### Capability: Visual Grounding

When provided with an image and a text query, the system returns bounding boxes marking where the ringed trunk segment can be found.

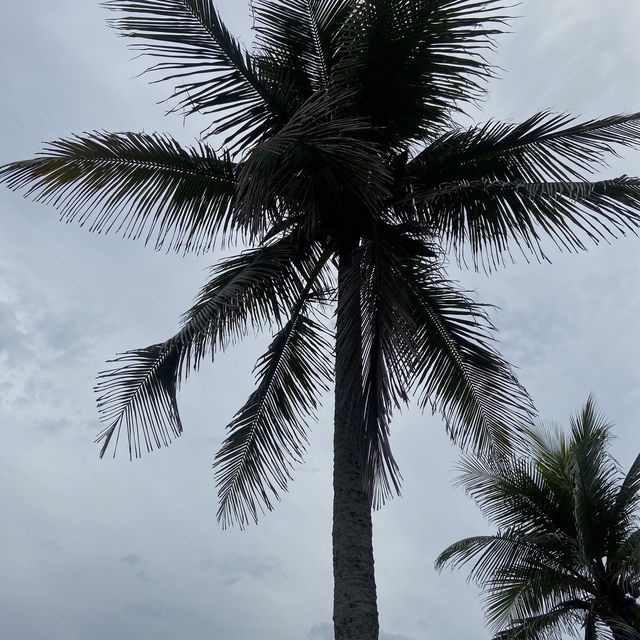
[332,247,379,640]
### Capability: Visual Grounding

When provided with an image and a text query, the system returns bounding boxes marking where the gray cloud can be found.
[121,553,142,566]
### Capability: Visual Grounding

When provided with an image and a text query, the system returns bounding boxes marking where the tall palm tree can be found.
[436,398,640,640]
[2,1,640,638]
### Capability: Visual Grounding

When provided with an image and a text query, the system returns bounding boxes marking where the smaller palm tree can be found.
[436,398,640,640]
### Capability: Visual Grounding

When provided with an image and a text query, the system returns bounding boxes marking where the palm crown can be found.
[2,2,640,638]
[437,398,640,640]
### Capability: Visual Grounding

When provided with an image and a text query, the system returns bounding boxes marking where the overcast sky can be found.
[1,2,640,639]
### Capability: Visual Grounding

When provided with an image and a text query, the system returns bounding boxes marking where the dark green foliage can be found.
[437,399,640,640]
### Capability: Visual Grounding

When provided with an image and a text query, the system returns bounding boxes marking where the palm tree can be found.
[436,398,640,640]
[2,1,640,638]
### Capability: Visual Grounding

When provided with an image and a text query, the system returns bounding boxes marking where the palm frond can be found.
[95,236,323,458]
[605,611,640,640]
[412,112,640,183]
[437,531,582,587]
[617,530,640,581]
[435,533,564,587]
[357,235,418,506]
[436,534,498,574]
[436,530,590,633]
[96,343,182,458]
[213,247,333,528]
[214,307,332,529]
[493,605,585,640]
[415,176,640,269]
[569,400,620,562]
[103,0,288,147]
[614,457,640,548]
[335,0,509,143]
[402,257,534,457]
[409,112,640,268]
[0,132,236,254]
[456,454,576,539]
[251,0,354,93]
[483,558,591,632]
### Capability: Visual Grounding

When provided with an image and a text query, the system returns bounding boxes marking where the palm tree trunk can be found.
[332,246,379,640]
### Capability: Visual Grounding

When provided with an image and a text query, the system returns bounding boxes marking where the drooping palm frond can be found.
[493,605,584,640]
[357,235,416,506]
[95,342,183,459]
[606,613,640,640]
[214,305,333,529]
[213,247,333,528]
[436,527,592,636]
[0,132,236,254]
[435,533,560,584]
[617,529,640,582]
[410,112,640,268]
[95,236,325,458]
[336,0,509,143]
[103,0,290,147]
[399,256,534,458]
[251,0,354,94]
[483,551,591,631]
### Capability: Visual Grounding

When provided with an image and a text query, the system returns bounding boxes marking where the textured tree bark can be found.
[332,247,379,640]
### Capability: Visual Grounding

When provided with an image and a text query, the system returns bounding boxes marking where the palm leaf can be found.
[213,247,333,528]
[493,605,585,640]
[436,531,584,589]
[214,308,332,529]
[422,177,640,268]
[95,343,183,458]
[613,456,640,549]
[617,529,640,580]
[251,0,354,94]
[356,235,418,506]
[605,613,640,640]
[0,132,236,254]
[95,236,323,458]
[103,0,289,147]
[436,531,590,632]
[401,257,534,457]
[335,0,509,143]
[412,112,640,183]
[410,112,640,267]
[456,454,576,540]
[569,400,620,563]
[483,556,591,632]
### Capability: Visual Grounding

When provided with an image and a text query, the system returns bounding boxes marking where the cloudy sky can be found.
[1,2,640,639]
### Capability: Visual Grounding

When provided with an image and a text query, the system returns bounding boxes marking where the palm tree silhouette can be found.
[3,2,640,637]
